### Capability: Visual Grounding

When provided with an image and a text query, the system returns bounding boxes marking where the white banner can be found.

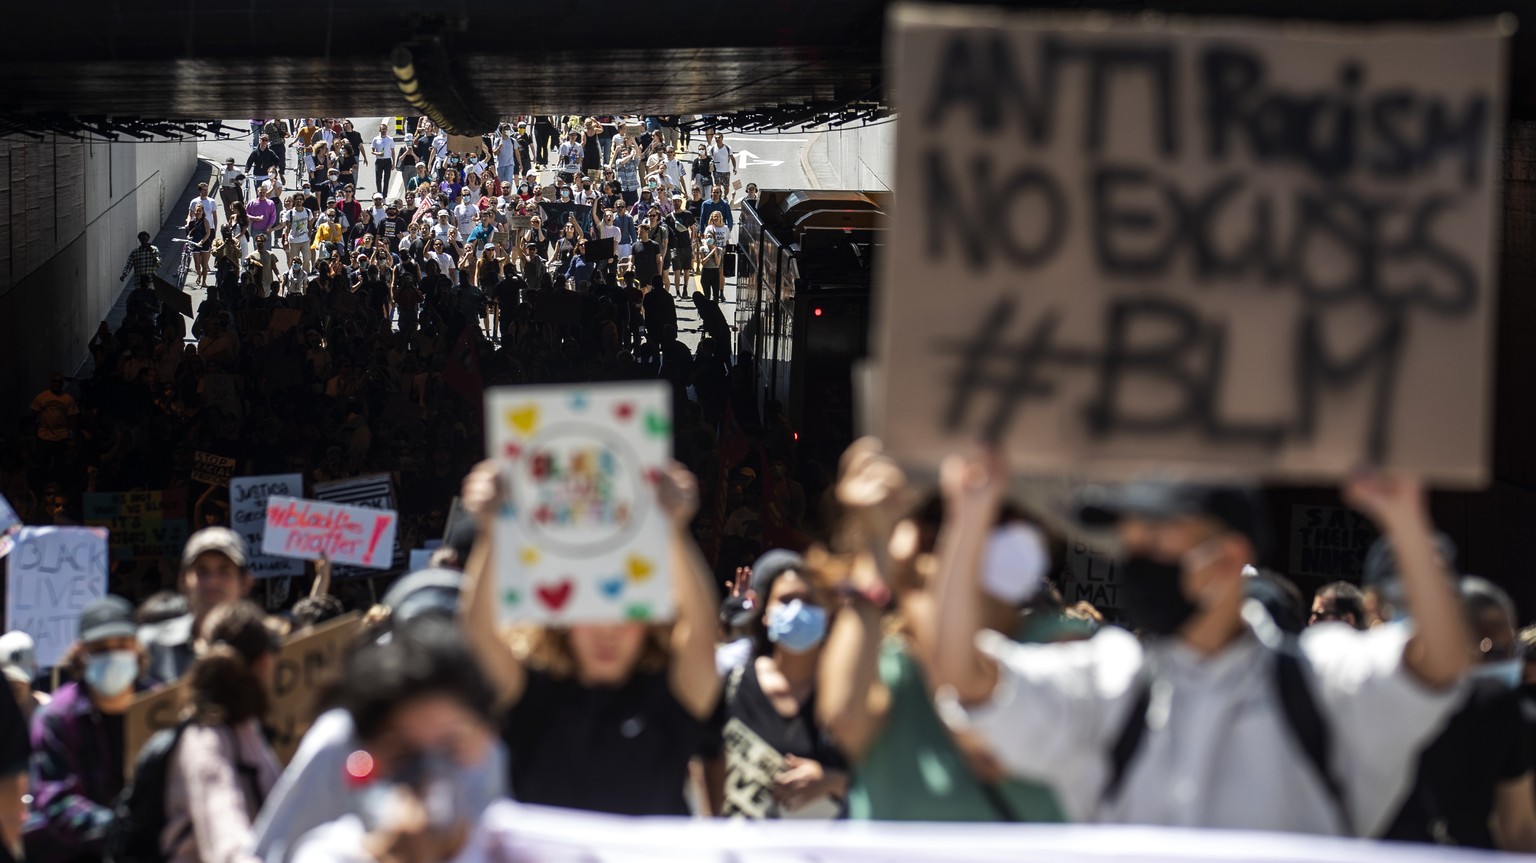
[474,801,1515,862]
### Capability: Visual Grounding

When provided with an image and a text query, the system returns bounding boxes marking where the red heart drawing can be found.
[614,403,634,421]
[536,580,574,612]
[503,442,523,460]
[642,467,661,486]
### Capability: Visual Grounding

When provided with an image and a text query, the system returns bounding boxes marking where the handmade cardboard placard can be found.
[191,451,236,487]
[878,7,1507,484]
[82,489,187,564]
[231,474,305,578]
[262,495,398,570]
[123,681,186,780]
[266,612,362,763]
[315,474,402,577]
[5,527,109,668]
[485,382,674,624]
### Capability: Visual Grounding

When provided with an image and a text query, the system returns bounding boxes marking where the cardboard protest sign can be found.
[192,451,236,487]
[721,718,840,820]
[485,382,673,623]
[153,275,193,317]
[879,8,1507,484]
[262,496,398,570]
[83,489,188,563]
[5,527,109,667]
[123,681,186,780]
[267,613,361,763]
[270,308,303,333]
[509,214,534,230]
[231,474,305,578]
[1288,504,1378,582]
[0,493,20,559]
[314,474,402,576]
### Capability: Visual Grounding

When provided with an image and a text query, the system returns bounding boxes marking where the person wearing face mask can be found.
[817,439,1068,825]
[288,616,500,863]
[1381,576,1536,850]
[930,453,1469,837]
[161,600,282,863]
[707,550,849,819]
[24,596,145,862]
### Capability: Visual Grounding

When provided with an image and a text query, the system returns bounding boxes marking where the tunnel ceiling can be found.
[7,0,1535,132]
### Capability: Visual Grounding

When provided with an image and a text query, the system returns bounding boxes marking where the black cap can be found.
[720,595,757,629]
[382,568,463,624]
[1076,481,1269,560]
[748,549,805,599]
[79,595,137,644]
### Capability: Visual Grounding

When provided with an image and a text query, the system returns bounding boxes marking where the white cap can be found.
[0,631,37,678]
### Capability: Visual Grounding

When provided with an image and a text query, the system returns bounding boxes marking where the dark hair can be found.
[188,600,273,725]
[1461,576,1518,630]
[291,594,345,630]
[329,616,496,742]
[135,590,190,625]
[1314,581,1367,629]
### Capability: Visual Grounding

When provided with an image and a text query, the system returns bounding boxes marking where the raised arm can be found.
[817,438,911,759]
[459,460,526,710]
[656,463,722,720]
[1343,473,1469,689]
[928,450,1007,705]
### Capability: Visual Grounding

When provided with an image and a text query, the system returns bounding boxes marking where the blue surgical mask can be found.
[84,650,139,698]
[766,599,827,654]
[1470,658,1523,688]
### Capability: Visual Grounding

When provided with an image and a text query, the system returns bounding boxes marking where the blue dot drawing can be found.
[599,577,625,599]
[500,502,518,519]
[569,392,590,412]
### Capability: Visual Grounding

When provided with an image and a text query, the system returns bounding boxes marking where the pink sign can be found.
[261,495,398,570]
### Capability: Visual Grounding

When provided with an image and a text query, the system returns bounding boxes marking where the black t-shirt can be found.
[1384,678,1533,848]
[101,711,126,791]
[491,274,525,308]
[666,211,696,247]
[724,661,847,770]
[583,137,601,171]
[503,669,710,815]
[632,239,661,283]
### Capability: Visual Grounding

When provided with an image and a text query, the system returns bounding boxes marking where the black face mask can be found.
[1121,555,1197,637]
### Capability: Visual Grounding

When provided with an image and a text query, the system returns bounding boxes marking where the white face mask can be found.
[84,650,139,698]
[1469,657,1523,688]
[981,523,1048,605]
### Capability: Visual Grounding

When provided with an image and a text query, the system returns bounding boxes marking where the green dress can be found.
[845,637,1066,822]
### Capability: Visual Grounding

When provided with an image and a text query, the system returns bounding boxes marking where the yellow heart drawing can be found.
[506,404,539,437]
[626,554,653,583]
[520,547,541,566]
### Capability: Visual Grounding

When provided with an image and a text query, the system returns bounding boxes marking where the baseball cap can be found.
[225,157,235,165]
[437,208,449,217]
[748,549,805,599]
[382,568,463,624]
[1075,481,1269,559]
[0,631,36,678]
[181,526,249,570]
[373,192,384,200]
[79,595,137,644]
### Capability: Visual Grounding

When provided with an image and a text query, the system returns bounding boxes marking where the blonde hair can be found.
[504,624,670,681]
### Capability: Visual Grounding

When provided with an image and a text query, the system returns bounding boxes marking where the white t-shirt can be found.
[191,195,219,230]
[943,620,1461,836]
[710,145,733,173]
[370,134,394,160]
[453,203,479,240]
[283,208,312,243]
[432,133,449,162]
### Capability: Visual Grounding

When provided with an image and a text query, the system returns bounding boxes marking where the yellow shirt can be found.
[311,221,343,249]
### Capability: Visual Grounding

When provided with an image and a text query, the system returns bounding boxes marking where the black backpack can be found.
[105,720,193,863]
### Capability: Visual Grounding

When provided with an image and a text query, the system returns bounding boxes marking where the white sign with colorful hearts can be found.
[485,382,673,624]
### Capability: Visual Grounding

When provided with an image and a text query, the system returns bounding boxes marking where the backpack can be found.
[105,720,193,863]
[1103,643,1354,834]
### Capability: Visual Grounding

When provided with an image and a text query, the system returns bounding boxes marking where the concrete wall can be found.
[0,136,197,422]
[807,120,895,192]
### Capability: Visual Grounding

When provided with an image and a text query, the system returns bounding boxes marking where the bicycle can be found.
[172,237,200,287]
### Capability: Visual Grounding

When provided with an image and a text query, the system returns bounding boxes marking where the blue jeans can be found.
[497,162,517,183]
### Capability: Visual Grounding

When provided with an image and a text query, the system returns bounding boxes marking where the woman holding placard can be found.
[457,459,722,816]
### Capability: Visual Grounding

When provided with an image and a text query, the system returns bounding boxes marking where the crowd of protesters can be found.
[0,114,1534,863]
